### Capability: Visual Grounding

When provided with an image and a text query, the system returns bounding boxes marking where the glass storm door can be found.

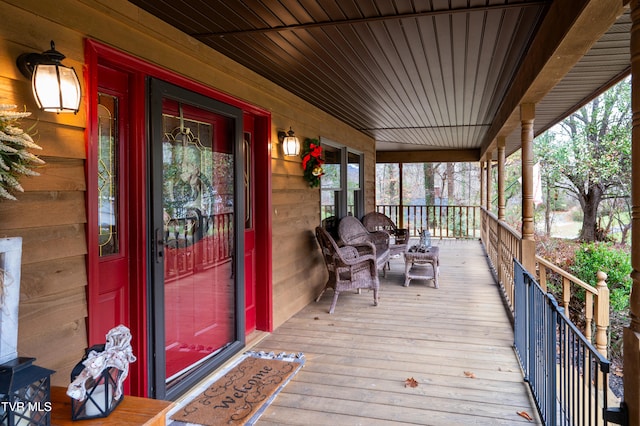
[149,79,244,399]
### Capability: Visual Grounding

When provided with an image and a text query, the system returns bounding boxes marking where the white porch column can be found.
[521,103,535,273]
[625,1,640,423]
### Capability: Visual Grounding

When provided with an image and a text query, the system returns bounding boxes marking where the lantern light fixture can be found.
[0,357,55,426]
[16,40,81,114]
[278,127,300,157]
[69,352,124,421]
[67,326,136,421]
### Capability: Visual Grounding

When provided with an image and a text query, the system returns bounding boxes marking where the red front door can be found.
[161,100,237,383]
[149,78,248,399]
[87,40,272,399]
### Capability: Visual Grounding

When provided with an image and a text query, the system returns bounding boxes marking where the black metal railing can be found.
[514,259,614,425]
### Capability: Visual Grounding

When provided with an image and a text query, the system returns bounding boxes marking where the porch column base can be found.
[521,238,535,275]
[624,327,640,426]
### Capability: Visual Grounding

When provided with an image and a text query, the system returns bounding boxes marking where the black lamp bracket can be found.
[16,40,66,79]
[277,127,296,143]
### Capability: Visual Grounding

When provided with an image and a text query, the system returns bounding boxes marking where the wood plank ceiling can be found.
[127,0,630,160]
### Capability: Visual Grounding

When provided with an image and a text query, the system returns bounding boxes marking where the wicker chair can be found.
[321,215,339,240]
[315,226,380,314]
[337,216,390,274]
[361,212,408,272]
[362,211,409,245]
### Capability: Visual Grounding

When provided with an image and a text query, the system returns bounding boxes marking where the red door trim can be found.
[253,115,273,332]
[84,39,99,344]
[84,39,273,397]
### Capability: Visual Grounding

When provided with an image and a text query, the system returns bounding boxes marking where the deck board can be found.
[253,240,541,425]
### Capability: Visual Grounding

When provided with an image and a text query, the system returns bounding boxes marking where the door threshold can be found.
[246,330,269,348]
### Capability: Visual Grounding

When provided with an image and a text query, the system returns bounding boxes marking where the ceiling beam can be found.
[193,1,550,38]
[376,149,480,164]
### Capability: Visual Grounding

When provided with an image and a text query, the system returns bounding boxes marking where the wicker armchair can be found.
[362,211,409,245]
[315,226,380,314]
[337,216,390,274]
[362,212,409,271]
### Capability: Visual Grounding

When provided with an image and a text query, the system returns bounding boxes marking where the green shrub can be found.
[571,242,632,311]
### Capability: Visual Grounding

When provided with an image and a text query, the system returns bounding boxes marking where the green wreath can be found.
[300,138,324,188]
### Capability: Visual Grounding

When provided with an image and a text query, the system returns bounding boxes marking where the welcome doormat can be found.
[170,351,304,426]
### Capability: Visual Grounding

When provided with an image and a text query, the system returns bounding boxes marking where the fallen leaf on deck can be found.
[463,371,476,378]
[405,377,419,388]
[314,317,320,320]
[517,411,533,421]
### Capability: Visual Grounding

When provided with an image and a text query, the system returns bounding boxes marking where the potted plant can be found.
[0,104,44,200]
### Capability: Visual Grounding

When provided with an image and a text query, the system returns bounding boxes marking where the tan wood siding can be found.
[0,192,86,229]
[19,158,86,192]
[0,2,87,383]
[0,0,376,385]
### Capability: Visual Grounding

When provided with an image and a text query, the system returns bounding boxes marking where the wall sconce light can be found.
[16,40,81,114]
[278,127,300,156]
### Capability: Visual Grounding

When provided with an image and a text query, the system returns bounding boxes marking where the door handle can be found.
[155,228,164,263]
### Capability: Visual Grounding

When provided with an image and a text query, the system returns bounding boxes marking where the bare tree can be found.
[535,78,631,241]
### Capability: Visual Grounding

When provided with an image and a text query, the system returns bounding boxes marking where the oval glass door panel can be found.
[161,100,236,382]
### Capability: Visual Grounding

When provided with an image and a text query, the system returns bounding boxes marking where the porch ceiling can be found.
[127,0,630,161]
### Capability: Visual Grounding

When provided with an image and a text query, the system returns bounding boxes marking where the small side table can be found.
[50,386,173,426]
[404,246,439,288]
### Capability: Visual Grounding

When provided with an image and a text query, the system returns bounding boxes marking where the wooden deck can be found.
[252,239,541,425]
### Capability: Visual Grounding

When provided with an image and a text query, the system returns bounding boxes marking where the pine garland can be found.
[0,105,44,200]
